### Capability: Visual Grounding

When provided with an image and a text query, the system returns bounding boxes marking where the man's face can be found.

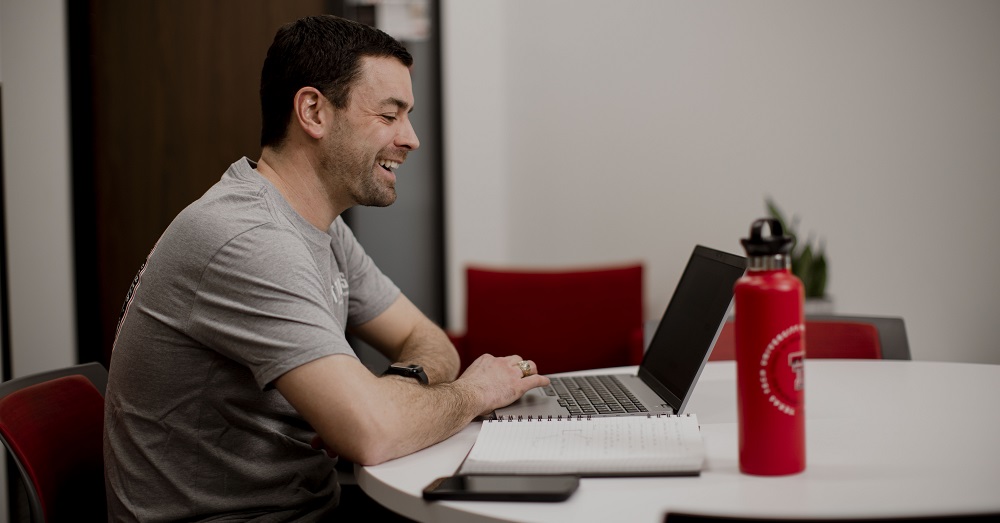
[322,55,420,208]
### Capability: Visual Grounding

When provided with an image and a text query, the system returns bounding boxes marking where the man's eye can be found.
[382,114,397,122]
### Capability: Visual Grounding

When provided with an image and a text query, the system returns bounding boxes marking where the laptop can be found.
[492,245,746,420]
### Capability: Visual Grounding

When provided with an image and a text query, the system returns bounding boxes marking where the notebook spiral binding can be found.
[490,413,692,422]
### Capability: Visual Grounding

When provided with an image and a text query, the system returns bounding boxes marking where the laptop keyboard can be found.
[542,375,649,415]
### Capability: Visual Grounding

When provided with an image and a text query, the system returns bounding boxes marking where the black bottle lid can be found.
[741,218,793,257]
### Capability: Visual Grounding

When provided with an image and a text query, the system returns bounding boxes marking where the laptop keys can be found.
[548,376,646,415]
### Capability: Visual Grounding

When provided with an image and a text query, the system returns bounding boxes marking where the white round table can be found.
[357,360,1000,522]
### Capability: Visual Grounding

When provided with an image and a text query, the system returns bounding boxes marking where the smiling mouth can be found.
[378,159,401,172]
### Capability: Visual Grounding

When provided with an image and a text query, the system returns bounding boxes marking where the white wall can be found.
[441,1,512,298]
[0,0,76,375]
[0,0,75,516]
[443,0,1000,364]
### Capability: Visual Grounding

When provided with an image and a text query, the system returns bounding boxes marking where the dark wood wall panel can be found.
[80,0,326,365]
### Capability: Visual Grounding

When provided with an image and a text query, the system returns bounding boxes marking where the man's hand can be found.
[456,354,550,417]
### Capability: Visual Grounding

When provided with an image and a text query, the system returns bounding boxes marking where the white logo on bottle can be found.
[759,324,805,416]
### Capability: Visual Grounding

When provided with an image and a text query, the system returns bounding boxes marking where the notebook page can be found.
[459,414,704,476]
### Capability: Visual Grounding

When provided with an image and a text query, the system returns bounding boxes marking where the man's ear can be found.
[292,87,327,139]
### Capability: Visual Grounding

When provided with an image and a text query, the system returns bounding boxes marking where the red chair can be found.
[449,264,645,375]
[0,362,108,523]
[710,314,911,361]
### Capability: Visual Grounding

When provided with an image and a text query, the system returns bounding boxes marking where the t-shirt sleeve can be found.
[187,224,353,389]
[329,217,400,327]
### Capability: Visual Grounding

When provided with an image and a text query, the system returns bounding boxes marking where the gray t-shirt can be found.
[104,157,400,522]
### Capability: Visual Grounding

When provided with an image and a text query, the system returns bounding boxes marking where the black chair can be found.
[0,362,108,522]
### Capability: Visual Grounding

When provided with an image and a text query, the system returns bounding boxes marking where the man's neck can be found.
[255,148,348,231]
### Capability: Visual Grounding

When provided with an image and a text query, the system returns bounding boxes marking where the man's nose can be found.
[397,119,420,151]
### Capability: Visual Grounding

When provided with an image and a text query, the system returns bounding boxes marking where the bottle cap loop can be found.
[741,218,794,257]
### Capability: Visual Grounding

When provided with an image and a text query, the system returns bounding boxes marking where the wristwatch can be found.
[382,363,429,385]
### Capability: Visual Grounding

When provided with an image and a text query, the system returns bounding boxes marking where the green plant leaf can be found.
[796,244,813,292]
[808,250,828,298]
[762,199,827,298]
[788,229,827,297]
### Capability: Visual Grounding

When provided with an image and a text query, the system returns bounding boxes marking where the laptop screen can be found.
[638,245,746,411]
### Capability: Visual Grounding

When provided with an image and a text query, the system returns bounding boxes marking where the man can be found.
[104,15,548,521]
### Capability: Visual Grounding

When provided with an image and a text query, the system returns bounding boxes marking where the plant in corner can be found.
[764,198,828,300]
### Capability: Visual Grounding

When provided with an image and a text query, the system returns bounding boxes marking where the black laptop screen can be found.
[639,245,746,409]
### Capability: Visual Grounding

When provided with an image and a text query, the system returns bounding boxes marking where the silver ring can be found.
[517,360,532,378]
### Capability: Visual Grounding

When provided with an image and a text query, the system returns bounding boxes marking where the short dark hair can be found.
[259,15,413,148]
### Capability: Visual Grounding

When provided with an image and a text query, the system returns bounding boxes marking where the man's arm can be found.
[275,351,548,466]
[277,294,550,466]
[348,294,459,384]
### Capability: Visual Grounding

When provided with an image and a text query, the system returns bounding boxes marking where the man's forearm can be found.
[350,294,461,384]
[277,352,549,467]
[277,354,480,465]
[393,320,460,384]
[355,377,480,463]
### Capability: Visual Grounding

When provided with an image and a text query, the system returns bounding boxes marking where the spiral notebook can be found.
[458,414,704,477]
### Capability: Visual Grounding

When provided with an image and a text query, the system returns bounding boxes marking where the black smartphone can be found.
[422,474,579,502]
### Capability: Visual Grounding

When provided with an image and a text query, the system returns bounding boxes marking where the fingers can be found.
[501,354,523,366]
[520,373,550,390]
[460,353,552,416]
[465,353,548,385]
[474,354,538,379]
[515,359,537,378]
[509,358,548,389]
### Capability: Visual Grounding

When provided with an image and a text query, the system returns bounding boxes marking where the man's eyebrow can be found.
[382,97,415,114]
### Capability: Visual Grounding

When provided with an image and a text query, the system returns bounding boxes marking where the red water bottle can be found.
[735,218,806,475]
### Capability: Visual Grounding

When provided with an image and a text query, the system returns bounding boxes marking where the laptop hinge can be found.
[638,368,684,414]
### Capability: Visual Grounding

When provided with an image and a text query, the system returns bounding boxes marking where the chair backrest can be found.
[0,362,109,523]
[710,314,911,361]
[461,264,644,375]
